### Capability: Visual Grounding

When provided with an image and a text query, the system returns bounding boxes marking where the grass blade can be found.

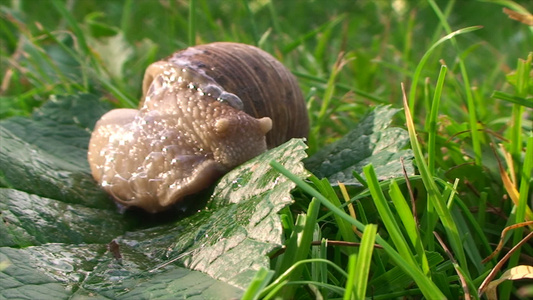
[51,0,91,58]
[388,180,430,275]
[311,176,359,253]
[262,258,349,299]
[353,224,378,300]
[276,197,320,298]
[364,164,418,267]
[505,135,533,297]
[426,64,447,175]
[343,254,357,300]
[242,267,275,300]
[408,25,482,110]
[492,91,533,108]
[270,160,446,299]
[427,0,483,165]
[401,83,470,279]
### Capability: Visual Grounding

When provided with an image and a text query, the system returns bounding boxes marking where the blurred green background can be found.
[1,0,531,115]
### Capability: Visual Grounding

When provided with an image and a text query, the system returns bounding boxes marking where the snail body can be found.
[88,42,308,213]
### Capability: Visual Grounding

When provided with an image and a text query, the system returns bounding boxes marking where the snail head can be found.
[88,62,271,213]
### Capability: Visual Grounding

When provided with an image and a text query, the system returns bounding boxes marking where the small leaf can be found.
[305,105,414,185]
[88,33,134,79]
[485,265,533,300]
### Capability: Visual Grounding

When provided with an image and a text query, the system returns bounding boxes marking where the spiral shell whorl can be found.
[145,42,309,148]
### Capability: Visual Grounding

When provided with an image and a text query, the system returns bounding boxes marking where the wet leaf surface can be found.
[304,105,414,185]
[0,94,308,298]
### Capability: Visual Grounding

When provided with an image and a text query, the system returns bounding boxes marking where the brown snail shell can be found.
[88,42,309,213]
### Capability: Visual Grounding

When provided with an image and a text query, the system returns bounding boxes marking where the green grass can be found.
[1,0,532,299]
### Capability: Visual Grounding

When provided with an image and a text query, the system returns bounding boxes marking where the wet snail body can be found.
[88,42,309,213]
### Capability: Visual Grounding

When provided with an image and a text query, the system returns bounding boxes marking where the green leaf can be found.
[0,244,244,299]
[304,105,414,185]
[0,94,113,207]
[159,138,308,290]
[0,189,128,247]
[0,94,308,298]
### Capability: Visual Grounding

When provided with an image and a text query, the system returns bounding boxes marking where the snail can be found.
[87,42,309,213]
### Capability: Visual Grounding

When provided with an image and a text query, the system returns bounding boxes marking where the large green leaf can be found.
[0,94,113,208]
[305,105,414,185]
[0,94,308,298]
[0,189,128,247]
